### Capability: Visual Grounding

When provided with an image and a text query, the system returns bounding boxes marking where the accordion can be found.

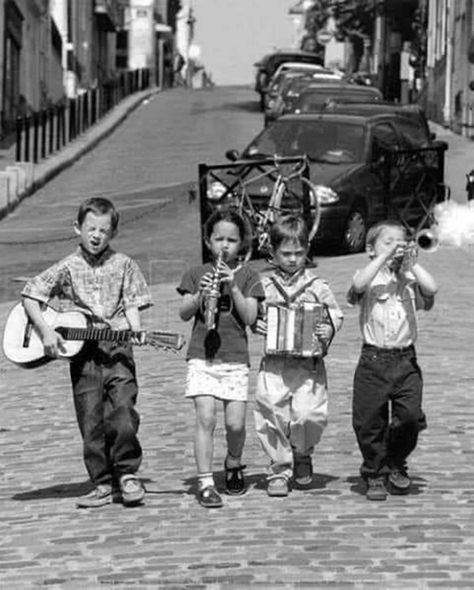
[265,302,328,358]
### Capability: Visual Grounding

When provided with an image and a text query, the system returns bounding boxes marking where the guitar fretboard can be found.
[59,328,139,342]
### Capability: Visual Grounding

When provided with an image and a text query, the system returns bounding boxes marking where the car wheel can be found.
[342,209,367,253]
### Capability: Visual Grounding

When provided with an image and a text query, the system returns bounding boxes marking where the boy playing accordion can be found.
[253,216,343,497]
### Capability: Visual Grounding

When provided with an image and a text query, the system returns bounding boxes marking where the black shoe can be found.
[366,476,388,501]
[198,486,224,508]
[388,468,411,493]
[224,463,247,495]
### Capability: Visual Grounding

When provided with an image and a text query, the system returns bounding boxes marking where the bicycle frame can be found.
[198,155,312,262]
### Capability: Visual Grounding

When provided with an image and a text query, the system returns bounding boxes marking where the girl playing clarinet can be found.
[177,210,265,508]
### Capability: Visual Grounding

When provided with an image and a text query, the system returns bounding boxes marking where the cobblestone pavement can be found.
[0,87,474,589]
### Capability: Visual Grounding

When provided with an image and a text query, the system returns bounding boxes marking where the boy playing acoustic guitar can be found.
[22,197,152,508]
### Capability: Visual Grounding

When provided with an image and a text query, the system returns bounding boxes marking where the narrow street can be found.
[0,86,474,588]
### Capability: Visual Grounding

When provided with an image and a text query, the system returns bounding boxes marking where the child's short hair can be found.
[270,215,309,250]
[204,209,252,254]
[366,219,407,249]
[77,197,120,231]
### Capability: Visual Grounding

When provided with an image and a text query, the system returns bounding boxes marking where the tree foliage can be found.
[306,0,377,42]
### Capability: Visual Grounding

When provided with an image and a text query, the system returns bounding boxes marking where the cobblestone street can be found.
[0,86,473,589]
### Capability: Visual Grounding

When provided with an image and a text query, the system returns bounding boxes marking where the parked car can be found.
[322,101,435,141]
[265,71,344,126]
[291,83,383,114]
[270,61,330,82]
[263,65,331,112]
[253,49,324,109]
[270,74,347,123]
[225,111,448,253]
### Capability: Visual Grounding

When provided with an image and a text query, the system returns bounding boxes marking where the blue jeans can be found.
[352,344,427,479]
[70,342,142,485]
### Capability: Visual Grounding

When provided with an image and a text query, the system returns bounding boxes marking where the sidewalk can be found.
[0,87,159,220]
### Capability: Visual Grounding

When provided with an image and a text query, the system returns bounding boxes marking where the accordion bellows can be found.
[265,302,325,357]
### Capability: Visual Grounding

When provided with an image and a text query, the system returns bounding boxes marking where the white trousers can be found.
[254,356,328,479]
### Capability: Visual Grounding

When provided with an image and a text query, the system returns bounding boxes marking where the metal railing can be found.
[15,68,150,163]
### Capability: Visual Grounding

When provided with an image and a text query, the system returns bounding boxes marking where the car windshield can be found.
[245,119,366,164]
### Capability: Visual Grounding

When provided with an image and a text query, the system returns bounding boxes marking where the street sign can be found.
[316,29,333,45]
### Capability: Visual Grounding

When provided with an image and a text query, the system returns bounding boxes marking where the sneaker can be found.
[119,474,146,506]
[267,475,289,497]
[366,477,388,501]
[388,468,411,493]
[224,463,247,495]
[76,484,112,508]
[198,486,224,508]
[293,455,313,486]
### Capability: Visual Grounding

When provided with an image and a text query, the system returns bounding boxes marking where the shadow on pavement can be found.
[221,100,262,114]
[12,480,91,500]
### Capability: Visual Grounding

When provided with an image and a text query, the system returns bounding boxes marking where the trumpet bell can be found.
[416,229,439,252]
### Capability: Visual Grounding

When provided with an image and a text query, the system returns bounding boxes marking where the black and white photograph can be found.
[0,1,473,588]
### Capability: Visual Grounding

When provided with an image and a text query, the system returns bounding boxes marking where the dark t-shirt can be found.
[177,263,265,365]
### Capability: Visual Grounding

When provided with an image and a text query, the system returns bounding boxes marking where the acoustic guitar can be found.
[2,303,185,368]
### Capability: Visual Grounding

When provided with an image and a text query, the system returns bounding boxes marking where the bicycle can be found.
[231,155,321,259]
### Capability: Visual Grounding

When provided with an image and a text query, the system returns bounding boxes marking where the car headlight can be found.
[207,181,228,201]
[314,185,339,204]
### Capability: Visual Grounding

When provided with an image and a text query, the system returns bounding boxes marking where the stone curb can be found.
[0,87,160,222]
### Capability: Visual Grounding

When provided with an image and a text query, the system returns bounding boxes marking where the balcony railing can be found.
[15,68,150,163]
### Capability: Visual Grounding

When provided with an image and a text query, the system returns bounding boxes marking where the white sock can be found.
[198,472,215,490]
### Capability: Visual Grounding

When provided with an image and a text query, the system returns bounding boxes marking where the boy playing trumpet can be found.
[347,220,438,501]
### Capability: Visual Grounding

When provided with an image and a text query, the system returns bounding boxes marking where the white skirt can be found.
[185,358,249,402]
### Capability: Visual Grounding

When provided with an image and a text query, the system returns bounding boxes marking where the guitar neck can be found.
[61,327,140,343]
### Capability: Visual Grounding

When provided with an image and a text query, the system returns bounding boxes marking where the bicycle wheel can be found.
[272,176,321,242]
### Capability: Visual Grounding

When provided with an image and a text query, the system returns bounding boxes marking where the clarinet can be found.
[204,251,223,331]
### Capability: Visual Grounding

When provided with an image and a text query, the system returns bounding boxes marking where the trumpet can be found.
[203,251,223,331]
[414,228,439,252]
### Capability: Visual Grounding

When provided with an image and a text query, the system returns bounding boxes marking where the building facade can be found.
[424,0,474,136]
[0,0,127,136]
[0,0,63,134]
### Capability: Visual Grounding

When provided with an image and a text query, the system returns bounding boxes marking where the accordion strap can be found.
[269,276,319,306]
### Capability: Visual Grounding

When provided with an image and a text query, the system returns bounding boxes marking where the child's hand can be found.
[42,327,66,358]
[253,318,267,335]
[401,244,418,272]
[130,331,146,346]
[218,261,241,288]
[315,323,333,342]
[199,271,215,294]
[388,241,408,271]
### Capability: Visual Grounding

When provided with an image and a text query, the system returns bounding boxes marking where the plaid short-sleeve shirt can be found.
[22,246,152,329]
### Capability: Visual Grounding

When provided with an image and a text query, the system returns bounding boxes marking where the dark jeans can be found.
[352,344,427,479]
[70,342,142,486]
